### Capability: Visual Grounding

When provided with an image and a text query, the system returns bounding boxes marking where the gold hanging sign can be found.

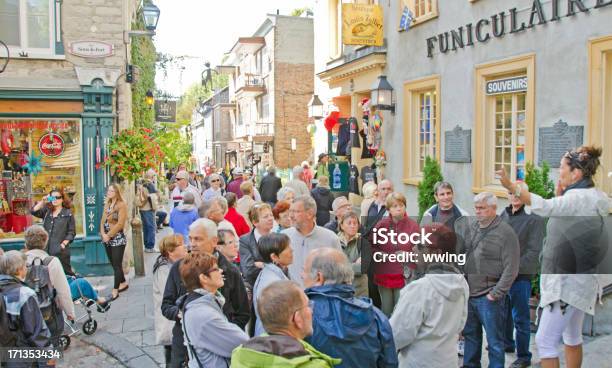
[342,4,384,47]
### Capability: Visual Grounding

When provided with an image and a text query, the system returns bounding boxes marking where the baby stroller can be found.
[58,276,105,350]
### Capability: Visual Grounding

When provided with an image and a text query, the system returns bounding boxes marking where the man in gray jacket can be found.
[500,183,544,368]
[455,192,519,368]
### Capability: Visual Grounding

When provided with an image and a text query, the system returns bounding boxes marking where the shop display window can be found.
[0,119,84,240]
[493,92,526,181]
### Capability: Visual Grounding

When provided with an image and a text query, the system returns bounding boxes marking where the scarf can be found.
[562,177,594,195]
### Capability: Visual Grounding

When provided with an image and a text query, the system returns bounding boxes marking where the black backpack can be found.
[0,278,20,347]
[25,256,62,335]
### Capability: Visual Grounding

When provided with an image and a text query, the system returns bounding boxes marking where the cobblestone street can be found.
[59,228,173,368]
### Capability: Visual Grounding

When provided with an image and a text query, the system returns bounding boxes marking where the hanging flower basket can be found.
[105,128,164,182]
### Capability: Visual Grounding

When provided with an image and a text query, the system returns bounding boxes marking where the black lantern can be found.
[370,75,395,113]
[307,94,324,119]
[145,90,154,108]
[142,2,161,32]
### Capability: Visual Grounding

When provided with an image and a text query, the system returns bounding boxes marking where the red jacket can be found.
[369,215,420,289]
[225,207,251,237]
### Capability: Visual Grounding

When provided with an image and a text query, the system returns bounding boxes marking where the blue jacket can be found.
[305,284,398,368]
[169,204,199,246]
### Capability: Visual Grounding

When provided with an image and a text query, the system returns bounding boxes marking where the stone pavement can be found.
[59,227,173,367]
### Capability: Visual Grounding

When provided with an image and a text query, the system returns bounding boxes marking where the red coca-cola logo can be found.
[38,133,65,158]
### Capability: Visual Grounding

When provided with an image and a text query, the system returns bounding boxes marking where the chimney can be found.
[276,9,279,15]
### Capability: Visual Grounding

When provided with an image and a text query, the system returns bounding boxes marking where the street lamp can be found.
[370,75,395,114]
[124,2,160,83]
[308,94,324,119]
[142,2,161,31]
[145,90,154,108]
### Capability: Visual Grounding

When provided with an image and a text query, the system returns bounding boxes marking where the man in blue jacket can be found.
[303,248,398,368]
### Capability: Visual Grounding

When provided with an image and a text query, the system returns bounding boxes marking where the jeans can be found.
[67,276,98,301]
[378,285,402,317]
[503,279,533,363]
[156,211,167,228]
[104,244,126,289]
[140,210,156,249]
[463,295,507,368]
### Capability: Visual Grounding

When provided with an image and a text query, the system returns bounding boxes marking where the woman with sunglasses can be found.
[202,173,224,201]
[178,252,248,368]
[30,188,76,275]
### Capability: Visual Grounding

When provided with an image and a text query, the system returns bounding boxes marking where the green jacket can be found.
[231,334,341,368]
[315,163,329,180]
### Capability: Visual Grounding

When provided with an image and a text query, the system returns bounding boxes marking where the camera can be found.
[47,195,56,202]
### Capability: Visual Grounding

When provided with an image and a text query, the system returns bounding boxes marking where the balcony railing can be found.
[236,73,265,96]
[254,122,273,136]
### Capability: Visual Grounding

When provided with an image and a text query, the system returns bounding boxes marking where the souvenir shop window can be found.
[0,120,84,240]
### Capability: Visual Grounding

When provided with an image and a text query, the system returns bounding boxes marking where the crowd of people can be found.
[0,145,609,368]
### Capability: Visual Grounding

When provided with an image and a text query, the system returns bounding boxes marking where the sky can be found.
[153,0,315,97]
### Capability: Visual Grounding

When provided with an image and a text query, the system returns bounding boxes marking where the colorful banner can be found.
[342,4,384,47]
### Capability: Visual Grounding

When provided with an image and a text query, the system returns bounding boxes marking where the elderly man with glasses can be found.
[203,173,224,201]
[171,171,202,208]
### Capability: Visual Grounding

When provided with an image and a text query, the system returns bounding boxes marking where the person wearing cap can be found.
[170,171,202,209]
[259,166,282,205]
[324,196,353,234]
[227,167,245,199]
[316,153,330,180]
[390,224,469,368]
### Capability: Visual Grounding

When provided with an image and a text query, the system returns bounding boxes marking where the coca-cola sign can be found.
[38,133,65,158]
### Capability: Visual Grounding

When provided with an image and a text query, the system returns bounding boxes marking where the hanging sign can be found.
[155,101,177,123]
[68,41,114,58]
[342,4,384,47]
[39,133,65,158]
[486,76,527,95]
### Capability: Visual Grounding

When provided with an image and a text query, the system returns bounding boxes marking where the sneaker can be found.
[457,339,464,356]
[510,359,531,368]
[96,300,111,313]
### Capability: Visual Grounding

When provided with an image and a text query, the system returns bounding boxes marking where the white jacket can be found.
[390,272,469,368]
[26,249,75,319]
[530,187,611,315]
[152,259,174,345]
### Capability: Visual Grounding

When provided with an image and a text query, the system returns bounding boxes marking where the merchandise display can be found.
[0,120,84,240]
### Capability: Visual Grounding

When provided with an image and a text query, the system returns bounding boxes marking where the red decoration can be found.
[1,130,13,156]
[38,133,65,158]
[324,111,340,132]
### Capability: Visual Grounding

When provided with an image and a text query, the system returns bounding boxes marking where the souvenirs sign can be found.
[39,133,65,158]
[486,76,527,95]
[342,4,384,47]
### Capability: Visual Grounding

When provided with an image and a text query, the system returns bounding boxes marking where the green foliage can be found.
[154,125,192,168]
[176,75,228,126]
[131,10,157,128]
[290,7,313,16]
[106,128,164,182]
[417,156,444,219]
[524,161,555,199]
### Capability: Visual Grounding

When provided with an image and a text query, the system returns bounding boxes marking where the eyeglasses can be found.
[211,179,220,183]
[204,267,220,275]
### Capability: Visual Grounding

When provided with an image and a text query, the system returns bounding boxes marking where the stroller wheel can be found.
[59,335,71,350]
[83,319,98,335]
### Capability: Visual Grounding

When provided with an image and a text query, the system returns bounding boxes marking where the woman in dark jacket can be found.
[30,188,76,275]
[100,183,129,300]
[310,176,335,226]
